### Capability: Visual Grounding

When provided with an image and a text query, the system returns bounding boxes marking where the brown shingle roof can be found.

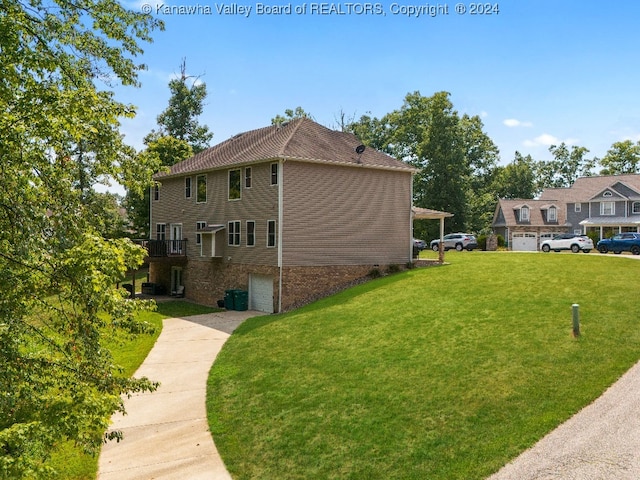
[494,199,566,227]
[157,118,414,178]
[538,174,640,202]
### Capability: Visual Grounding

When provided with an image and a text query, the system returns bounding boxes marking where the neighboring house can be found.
[147,118,418,312]
[492,174,640,251]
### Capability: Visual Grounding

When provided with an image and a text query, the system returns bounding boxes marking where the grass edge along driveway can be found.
[208,253,640,480]
[50,301,220,479]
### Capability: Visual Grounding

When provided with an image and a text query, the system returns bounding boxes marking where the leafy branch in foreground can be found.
[1,1,163,478]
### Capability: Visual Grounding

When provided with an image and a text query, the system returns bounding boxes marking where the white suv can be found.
[540,233,593,253]
[430,233,478,252]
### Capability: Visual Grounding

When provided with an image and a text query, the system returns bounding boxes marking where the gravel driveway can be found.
[487,359,640,479]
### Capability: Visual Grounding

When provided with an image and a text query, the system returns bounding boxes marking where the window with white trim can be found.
[246,221,255,247]
[196,221,206,245]
[270,163,278,186]
[548,206,557,222]
[633,202,640,214]
[520,206,530,222]
[185,177,192,198]
[156,223,166,240]
[196,174,207,203]
[601,201,615,215]
[574,203,581,213]
[267,220,276,247]
[228,221,241,246]
[245,167,252,189]
[229,169,241,200]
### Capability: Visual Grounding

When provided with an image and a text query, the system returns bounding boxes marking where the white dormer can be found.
[540,204,558,222]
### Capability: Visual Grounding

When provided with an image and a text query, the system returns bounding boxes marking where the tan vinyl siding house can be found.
[148,118,416,312]
[281,161,411,266]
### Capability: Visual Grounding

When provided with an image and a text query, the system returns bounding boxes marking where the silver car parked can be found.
[430,233,478,252]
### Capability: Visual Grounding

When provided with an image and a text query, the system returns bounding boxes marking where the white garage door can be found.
[512,232,537,251]
[249,274,274,313]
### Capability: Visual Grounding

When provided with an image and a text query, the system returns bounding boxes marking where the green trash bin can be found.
[224,289,236,310]
[234,290,248,311]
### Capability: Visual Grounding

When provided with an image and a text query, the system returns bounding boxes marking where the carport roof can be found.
[412,207,454,219]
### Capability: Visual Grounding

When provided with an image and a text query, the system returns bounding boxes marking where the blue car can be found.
[597,233,640,255]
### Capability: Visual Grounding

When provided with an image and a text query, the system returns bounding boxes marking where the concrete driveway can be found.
[98,310,262,480]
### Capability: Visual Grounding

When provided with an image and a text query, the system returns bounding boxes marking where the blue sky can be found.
[114,0,640,168]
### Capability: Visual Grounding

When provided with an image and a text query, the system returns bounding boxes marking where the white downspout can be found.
[278,159,284,313]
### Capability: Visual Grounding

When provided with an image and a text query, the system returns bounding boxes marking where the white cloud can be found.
[621,133,640,142]
[480,111,489,119]
[504,118,533,128]
[523,134,579,148]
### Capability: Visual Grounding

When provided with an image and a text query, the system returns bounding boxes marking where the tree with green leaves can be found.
[86,192,130,239]
[348,91,498,237]
[124,61,209,237]
[345,113,393,152]
[534,143,594,192]
[152,60,213,154]
[492,152,537,199]
[1,1,163,477]
[599,140,640,175]
[458,113,500,233]
[125,135,193,238]
[410,92,470,232]
[271,106,313,125]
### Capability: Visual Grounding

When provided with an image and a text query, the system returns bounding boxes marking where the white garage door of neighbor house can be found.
[249,274,274,313]
[512,232,537,251]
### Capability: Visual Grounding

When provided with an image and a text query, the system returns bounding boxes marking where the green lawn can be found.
[49,300,220,479]
[207,252,640,479]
